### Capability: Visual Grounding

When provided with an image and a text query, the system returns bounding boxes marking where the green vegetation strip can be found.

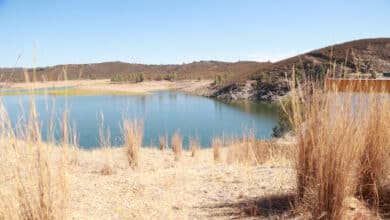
[0,88,143,96]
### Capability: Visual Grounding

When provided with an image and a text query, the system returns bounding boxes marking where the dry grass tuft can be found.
[68,122,80,165]
[100,164,113,176]
[212,137,223,161]
[99,114,113,175]
[226,135,293,166]
[189,137,200,157]
[159,133,168,150]
[123,119,144,168]
[62,113,79,165]
[252,140,294,165]
[226,134,256,165]
[293,91,363,219]
[0,98,68,220]
[171,132,183,161]
[288,77,390,219]
[356,94,390,212]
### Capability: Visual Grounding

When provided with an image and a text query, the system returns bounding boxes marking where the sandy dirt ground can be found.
[0,79,108,90]
[0,80,214,95]
[68,147,295,219]
[0,140,381,220]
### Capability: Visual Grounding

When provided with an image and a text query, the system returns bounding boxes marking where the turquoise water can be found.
[1,91,280,149]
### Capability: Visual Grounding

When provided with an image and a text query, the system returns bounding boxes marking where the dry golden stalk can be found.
[123,119,144,168]
[171,132,182,161]
[212,137,222,161]
[189,137,200,157]
[159,134,168,150]
[289,77,390,219]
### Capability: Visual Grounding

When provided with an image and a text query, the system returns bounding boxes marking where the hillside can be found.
[263,38,390,76]
[214,38,390,101]
[0,61,264,82]
[1,38,389,101]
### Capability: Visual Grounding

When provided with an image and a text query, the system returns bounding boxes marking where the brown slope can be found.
[217,38,390,88]
[213,38,390,101]
[254,38,390,80]
[0,61,265,82]
[1,38,389,101]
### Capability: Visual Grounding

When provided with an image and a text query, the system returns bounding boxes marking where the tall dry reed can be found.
[171,132,183,161]
[226,133,256,165]
[189,137,200,157]
[252,140,294,165]
[356,94,390,212]
[288,74,390,219]
[61,111,79,165]
[0,98,68,220]
[99,114,113,175]
[212,137,222,161]
[122,119,144,168]
[159,133,168,150]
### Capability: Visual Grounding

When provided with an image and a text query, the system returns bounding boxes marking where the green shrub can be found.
[156,74,163,81]
[259,72,272,83]
[272,98,294,137]
[165,72,177,81]
[136,73,144,82]
[111,73,145,83]
[213,72,232,85]
[214,74,222,85]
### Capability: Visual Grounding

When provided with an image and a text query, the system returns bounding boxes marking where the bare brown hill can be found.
[250,38,390,81]
[1,38,389,101]
[213,38,390,101]
[0,61,264,82]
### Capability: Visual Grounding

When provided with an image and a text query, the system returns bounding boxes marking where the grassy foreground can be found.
[65,146,294,219]
[0,110,295,219]
[1,78,390,219]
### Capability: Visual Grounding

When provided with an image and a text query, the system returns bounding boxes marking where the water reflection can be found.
[1,91,280,149]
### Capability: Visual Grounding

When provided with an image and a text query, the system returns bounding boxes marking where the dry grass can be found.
[0,70,298,219]
[226,135,293,166]
[356,94,390,212]
[252,140,295,165]
[0,95,296,219]
[292,89,363,219]
[69,122,79,165]
[100,164,113,176]
[122,119,144,169]
[212,137,223,161]
[0,99,68,220]
[288,75,390,219]
[171,132,183,161]
[189,137,201,157]
[56,146,296,219]
[226,134,256,165]
[159,133,168,150]
[62,113,79,166]
[99,115,113,175]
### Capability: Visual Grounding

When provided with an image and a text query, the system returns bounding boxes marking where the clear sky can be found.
[1,0,389,67]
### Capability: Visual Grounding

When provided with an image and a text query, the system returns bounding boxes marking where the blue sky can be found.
[0,0,389,67]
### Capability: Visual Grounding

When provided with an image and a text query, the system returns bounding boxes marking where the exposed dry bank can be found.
[0,93,296,219]
[2,77,390,219]
[0,79,214,96]
[67,146,294,219]
[0,138,295,219]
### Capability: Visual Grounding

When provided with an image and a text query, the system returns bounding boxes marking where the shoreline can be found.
[0,135,296,219]
[68,146,295,219]
[0,79,286,103]
[0,79,215,96]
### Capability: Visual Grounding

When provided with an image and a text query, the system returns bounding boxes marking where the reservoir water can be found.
[1,91,280,148]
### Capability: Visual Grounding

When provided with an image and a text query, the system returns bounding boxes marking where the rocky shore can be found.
[209,80,289,102]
